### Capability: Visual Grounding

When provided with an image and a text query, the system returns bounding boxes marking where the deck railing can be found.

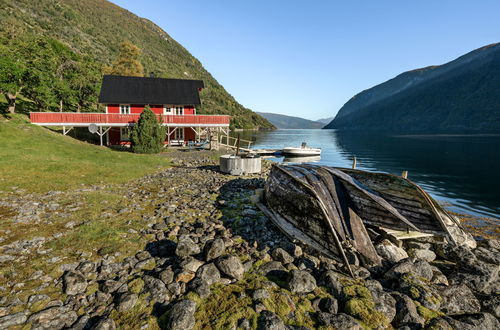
[29,112,230,126]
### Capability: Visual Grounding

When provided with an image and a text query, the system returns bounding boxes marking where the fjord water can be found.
[238,129,500,219]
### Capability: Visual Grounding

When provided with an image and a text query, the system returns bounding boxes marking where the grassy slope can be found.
[0,0,274,129]
[0,115,168,193]
[0,116,169,317]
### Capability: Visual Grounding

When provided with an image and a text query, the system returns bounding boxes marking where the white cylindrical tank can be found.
[219,154,261,175]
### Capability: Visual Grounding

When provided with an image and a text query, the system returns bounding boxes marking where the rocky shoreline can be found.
[0,150,499,329]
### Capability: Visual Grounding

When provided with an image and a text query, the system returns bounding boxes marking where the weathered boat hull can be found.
[263,164,475,272]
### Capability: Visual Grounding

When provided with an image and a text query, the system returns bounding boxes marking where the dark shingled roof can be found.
[98,75,204,105]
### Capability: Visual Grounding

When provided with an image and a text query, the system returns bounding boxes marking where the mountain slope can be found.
[326,43,500,132]
[257,112,324,129]
[0,0,273,129]
[316,117,334,125]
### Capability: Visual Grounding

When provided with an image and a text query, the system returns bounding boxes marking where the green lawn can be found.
[0,114,169,193]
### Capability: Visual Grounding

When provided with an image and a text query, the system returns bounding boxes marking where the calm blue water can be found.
[236,129,500,219]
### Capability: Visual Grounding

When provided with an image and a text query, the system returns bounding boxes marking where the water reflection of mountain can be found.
[332,131,500,218]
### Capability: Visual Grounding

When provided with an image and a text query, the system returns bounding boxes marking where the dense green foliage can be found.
[257,112,324,129]
[326,43,500,132]
[0,0,274,129]
[130,106,166,154]
[104,41,144,77]
[0,34,101,113]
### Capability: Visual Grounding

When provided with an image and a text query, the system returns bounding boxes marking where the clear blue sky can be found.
[111,0,499,120]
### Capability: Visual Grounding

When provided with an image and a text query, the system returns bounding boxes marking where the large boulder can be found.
[479,294,500,318]
[439,284,480,315]
[445,312,500,330]
[271,248,294,264]
[448,258,499,294]
[90,317,116,330]
[375,239,408,263]
[165,300,196,330]
[257,311,286,330]
[392,294,425,329]
[0,312,27,328]
[216,255,245,280]
[407,248,436,262]
[384,258,434,281]
[317,313,362,330]
[116,293,138,312]
[196,263,220,285]
[397,273,442,310]
[319,271,344,299]
[203,238,225,261]
[27,306,78,330]
[62,271,87,295]
[143,275,169,303]
[287,270,317,293]
[175,236,200,257]
[371,289,397,323]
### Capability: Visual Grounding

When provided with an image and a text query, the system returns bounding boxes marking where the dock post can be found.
[236,133,241,156]
[352,157,357,169]
[402,170,408,179]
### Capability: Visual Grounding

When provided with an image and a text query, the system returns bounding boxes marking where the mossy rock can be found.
[138,258,156,271]
[342,285,390,329]
[29,298,50,313]
[85,282,99,295]
[128,278,145,294]
[415,301,444,324]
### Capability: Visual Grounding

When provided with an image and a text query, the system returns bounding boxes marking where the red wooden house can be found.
[29,75,230,146]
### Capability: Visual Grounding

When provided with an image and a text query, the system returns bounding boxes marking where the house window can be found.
[174,106,184,115]
[120,127,130,141]
[174,128,184,140]
[120,104,130,114]
[164,106,172,115]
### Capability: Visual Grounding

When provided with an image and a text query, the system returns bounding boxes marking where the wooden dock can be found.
[218,135,283,155]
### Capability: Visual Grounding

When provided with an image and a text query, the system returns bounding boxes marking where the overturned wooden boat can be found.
[258,164,475,276]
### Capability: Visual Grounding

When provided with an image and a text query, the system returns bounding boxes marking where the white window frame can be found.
[174,128,184,140]
[163,105,172,115]
[120,127,130,141]
[120,104,131,114]
[174,106,184,115]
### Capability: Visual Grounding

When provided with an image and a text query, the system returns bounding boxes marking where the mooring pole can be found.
[352,157,357,169]
[236,133,241,156]
[402,170,408,179]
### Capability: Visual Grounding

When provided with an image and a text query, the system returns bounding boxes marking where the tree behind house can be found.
[130,106,166,153]
[104,41,144,77]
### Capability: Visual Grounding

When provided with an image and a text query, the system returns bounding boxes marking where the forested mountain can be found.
[257,112,324,129]
[0,0,274,129]
[325,43,500,132]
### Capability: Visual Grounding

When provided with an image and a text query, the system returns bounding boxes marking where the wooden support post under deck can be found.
[99,126,103,146]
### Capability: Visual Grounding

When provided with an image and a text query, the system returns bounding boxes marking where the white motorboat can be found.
[283,155,321,164]
[282,142,321,156]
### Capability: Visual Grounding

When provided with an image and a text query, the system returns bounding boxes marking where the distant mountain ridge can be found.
[316,117,334,125]
[326,43,500,132]
[256,112,324,129]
